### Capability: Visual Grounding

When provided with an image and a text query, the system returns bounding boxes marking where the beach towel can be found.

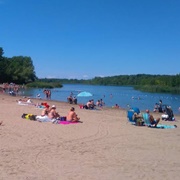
[149,124,177,129]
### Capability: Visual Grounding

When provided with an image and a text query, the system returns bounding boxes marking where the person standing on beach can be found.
[43,89,47,99]
[47,90,51,99]
[158,100,163,112]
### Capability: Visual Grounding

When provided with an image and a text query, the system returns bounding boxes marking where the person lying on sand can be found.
[17,98,36,106]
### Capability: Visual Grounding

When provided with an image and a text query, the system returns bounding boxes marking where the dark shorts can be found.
[151,119,157,125]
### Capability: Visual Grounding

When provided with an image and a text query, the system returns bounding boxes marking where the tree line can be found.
[39,74,180,94]
[1,47,180,93]
[0,47,37,84]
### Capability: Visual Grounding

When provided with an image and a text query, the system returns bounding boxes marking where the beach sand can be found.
[0,93,180,180]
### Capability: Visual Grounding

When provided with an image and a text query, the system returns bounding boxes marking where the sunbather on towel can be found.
[66,107,80,122]
[146,109,160,127]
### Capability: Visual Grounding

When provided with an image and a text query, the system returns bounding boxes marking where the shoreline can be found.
[1,84,180,115]
[19,91,180,118]
[1,91,180,118]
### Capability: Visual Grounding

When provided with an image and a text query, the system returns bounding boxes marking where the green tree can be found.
[6,56,37,84]
[0,47,7,83]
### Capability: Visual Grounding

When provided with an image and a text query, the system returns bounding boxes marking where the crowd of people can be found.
[0,82,25,96]
[0,89,176,129]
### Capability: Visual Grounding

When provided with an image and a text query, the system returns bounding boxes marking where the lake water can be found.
[23,84,180,115]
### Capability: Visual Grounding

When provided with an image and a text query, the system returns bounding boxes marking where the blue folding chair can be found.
[127,110,136,124]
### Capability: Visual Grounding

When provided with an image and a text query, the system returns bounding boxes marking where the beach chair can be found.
[127,110,136,124]
[127,107,141,125]
[142,113,152,127]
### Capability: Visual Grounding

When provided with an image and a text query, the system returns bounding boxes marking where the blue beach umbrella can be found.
[77,91,93,97]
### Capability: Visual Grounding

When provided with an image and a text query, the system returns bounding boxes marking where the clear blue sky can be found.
[1,0,180,79]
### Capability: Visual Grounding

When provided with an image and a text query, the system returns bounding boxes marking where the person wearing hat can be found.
[48,105,60,120]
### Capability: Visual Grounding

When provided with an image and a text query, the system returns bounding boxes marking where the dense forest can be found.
[0,47,180,93]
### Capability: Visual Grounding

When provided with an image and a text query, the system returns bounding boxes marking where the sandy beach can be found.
[0,93,180,180]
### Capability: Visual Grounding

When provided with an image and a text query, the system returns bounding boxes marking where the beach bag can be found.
[56,116,66,121]
[29,115,37,120]
[22,113,27,119]
[21,113,37,120]
[60,116,66,121]
[161,114,169,120]
[52,116,66,124]
[135,119,144,126]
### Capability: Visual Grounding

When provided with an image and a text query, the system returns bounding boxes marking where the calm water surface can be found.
[23,84,180,115]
